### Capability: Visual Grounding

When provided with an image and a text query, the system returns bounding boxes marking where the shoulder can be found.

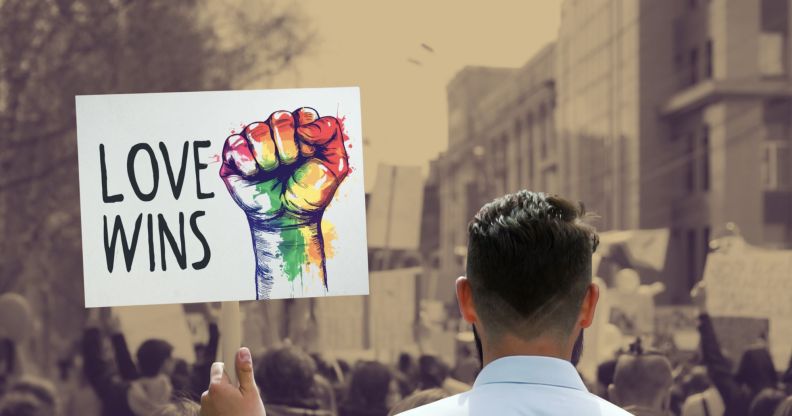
[395,393,469,416]
[396,386,633,416]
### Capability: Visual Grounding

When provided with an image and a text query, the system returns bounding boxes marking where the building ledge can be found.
[660,79,792,117]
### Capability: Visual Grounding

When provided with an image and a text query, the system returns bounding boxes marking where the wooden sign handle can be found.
[220,301,241,386]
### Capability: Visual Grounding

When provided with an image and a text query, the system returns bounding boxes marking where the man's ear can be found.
[456,276,477,324]
[578,282,600,329]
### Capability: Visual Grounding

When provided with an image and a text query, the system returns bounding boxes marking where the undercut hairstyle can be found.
[466,191,598,341]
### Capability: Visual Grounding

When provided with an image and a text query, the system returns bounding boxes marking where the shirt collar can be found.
[473,356,587,391]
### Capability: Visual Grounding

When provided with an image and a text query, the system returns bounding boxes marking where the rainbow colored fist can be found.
[220,108,349,299]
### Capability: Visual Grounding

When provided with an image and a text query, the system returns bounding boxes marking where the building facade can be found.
[430,0,792,305]
[556,0,792,302]
[434,46,557,302]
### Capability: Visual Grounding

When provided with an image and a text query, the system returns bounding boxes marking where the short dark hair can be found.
[466,191,598,340]
[137,339,173,377]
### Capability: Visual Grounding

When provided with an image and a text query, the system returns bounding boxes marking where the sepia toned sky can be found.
[267,1,562,190]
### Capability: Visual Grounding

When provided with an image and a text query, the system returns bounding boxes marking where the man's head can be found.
[458,191,600,360]
[608,353,673,411]
[137,339,174,377]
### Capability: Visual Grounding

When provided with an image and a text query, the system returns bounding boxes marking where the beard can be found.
[571,330,584,366]
[472,324,483,370]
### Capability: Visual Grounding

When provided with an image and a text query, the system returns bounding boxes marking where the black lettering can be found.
[128,143,159,202]
[103,214,142,273]
[147,213,155,272]
[158,213,187,271]
[159,141,189,199]
[190,210,211,270]
[100,144,123,203]
[193,140,215,199]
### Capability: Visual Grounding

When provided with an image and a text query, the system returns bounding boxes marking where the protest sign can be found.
[76,88,369,306]
[703,249,792,368]
[369,267,420,360]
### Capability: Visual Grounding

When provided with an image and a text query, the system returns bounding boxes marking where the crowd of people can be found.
[1,191,792,415]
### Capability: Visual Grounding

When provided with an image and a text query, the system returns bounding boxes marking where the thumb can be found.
[236,347,258,396]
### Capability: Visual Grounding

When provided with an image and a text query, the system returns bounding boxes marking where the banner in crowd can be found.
[703,248,792,368]
[76,88,369,306]
[369,267,420,360]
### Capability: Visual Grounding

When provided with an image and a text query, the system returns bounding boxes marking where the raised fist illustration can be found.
[220,107,349,299]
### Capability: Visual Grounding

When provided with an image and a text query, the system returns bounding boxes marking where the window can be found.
[701,125,710,191]
[762,0,788,33]
[704,40,713,79]
[763,99,792,136]
[689,48,699,85]
[686,132,696,192]
[686,229,698,290]
[764,191,792,224]
[761,141,791,190]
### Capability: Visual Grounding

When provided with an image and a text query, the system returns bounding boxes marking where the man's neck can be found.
[482,332,570,367]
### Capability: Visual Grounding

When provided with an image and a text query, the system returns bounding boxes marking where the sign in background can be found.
[703,249,792,368]
[76,88,368,306]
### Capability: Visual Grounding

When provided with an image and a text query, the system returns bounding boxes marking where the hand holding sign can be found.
[200,348,266,416]
[220,108,350,299]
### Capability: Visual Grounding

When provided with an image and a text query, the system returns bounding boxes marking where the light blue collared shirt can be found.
[398,356,632,415]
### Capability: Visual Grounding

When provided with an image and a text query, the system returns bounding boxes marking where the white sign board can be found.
[76,88,369,306]
[703,249,792,368]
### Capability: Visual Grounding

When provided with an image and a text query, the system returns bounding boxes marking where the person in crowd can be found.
[58,353,103,416]
[199,191,633,415]
[692,283,779,416]
[682,366,725,416]
[607,342,674,416]
[310,352,343,411]
[82,309,176,416]
[152,398,201,416]
[394,353,417,398]
[596,358,618,400]
[387,388,450,416]
[748,389,786,416]
[416,355,446,391]
[171,359,193,397]
[773,396,792,416]
[0,393,48,416]
[254,345,333,416]
[0,376,59,415]
[0,293,39,389]
[339,360,401,416]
